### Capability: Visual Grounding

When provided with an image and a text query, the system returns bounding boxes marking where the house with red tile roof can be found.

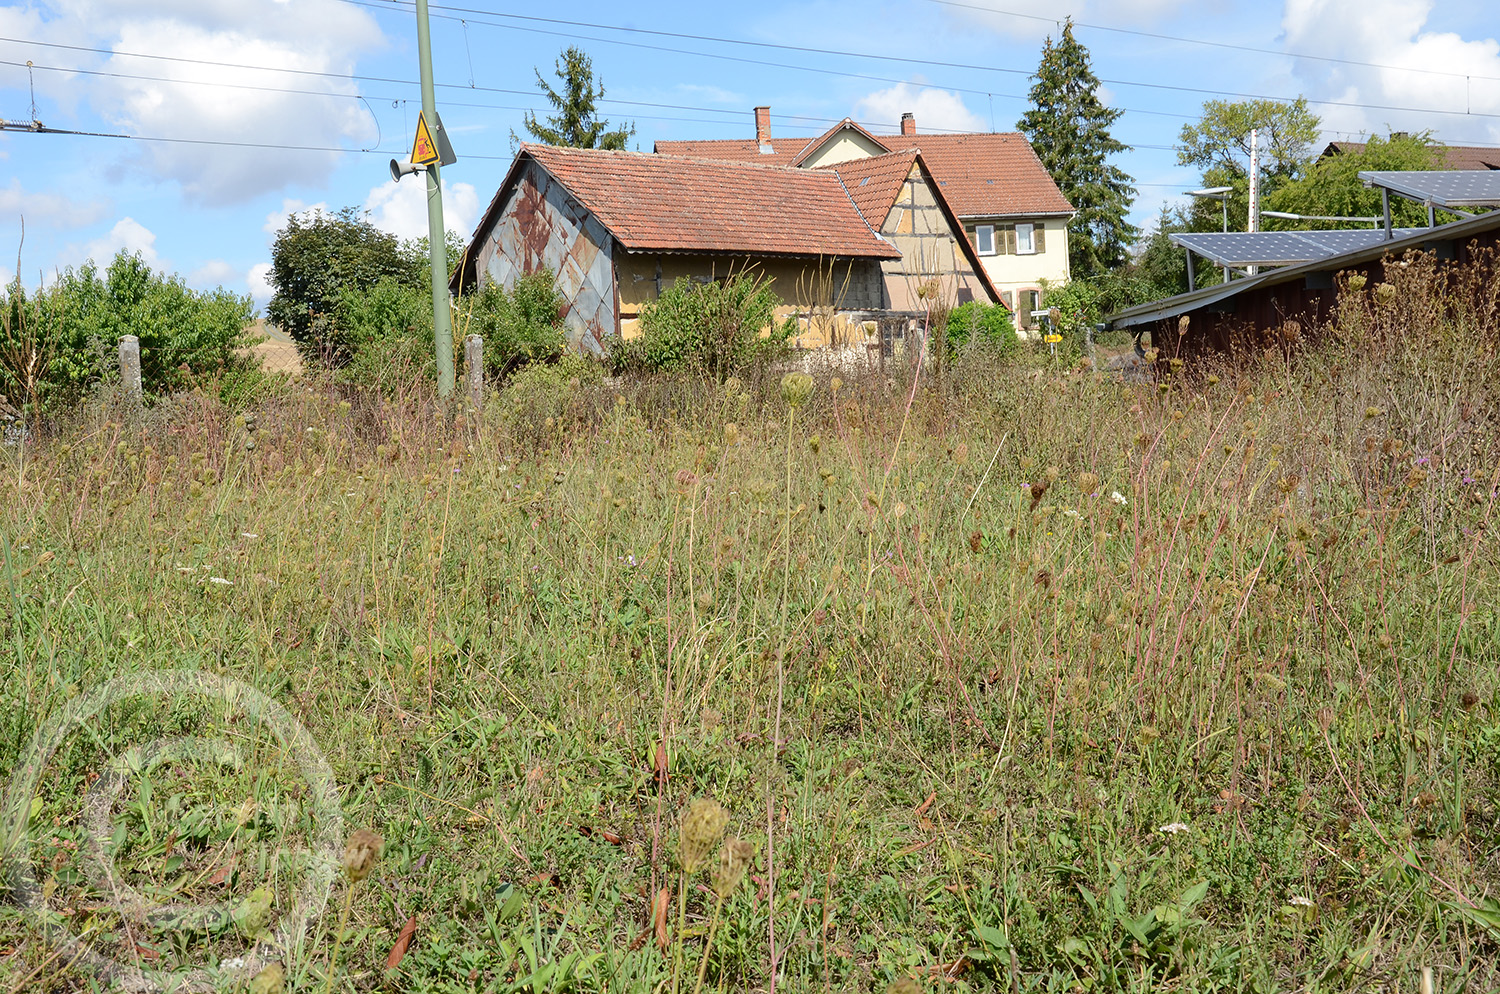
[454,142,997,354]
[1319,140,1500,171]
[656,108,1076,330]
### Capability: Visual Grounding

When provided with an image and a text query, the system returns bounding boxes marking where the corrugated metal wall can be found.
[475,160,617,356]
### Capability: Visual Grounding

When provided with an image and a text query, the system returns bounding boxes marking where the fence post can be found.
[464,334,483,412]
[118,335,142,413]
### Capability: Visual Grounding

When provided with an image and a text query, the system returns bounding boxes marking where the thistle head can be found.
[342,828,384,882]
[712,837,755,898]
[678,798,729,874]
[780,372,814,410]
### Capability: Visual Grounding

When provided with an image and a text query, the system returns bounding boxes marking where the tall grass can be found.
[1,257,1497,993]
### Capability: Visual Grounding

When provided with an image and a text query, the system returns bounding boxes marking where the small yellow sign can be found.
[1044,333,1063,343]
[410,112,439,166]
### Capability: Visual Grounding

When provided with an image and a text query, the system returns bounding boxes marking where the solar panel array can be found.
[1359,170,1500,208]
[1170,228,1426,268]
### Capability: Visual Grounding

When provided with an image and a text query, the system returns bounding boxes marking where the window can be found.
[1015,223,1036,255]
[1017,289,1040,329]
[975,224,996,255]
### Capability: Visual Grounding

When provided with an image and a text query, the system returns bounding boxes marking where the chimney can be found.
[754,106,771,145]
[901,112,916,137]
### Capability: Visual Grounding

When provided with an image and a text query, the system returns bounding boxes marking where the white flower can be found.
[220,957,246,971]
[1157,822,1190,835]
[176,566,195,574]
[1288,895,1314,907]
[240,532,259,539]
[208,577,233,586]
[1063,508,1082,519]
[1110,491,1128,506]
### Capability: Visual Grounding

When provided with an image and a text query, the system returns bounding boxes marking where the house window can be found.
[1015,223,1036,255]
[975,224,996,255]
[1017,289,1040,328]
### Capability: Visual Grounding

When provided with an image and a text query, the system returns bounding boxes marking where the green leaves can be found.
[1017,18,1136,274]
[517,47,636,151]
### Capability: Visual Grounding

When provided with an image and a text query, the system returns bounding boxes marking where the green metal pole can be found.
[415,0,454,397]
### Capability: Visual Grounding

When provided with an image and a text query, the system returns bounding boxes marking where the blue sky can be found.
[1,0,1497,309]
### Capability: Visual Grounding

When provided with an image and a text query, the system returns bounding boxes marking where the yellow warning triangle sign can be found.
[410,112,439,166]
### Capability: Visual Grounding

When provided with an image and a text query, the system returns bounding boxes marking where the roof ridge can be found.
[527,141,837,176]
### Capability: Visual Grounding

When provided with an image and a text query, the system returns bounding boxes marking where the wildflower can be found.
[1078,472,1099,493]
[1375,282,1396,305]
[829,376,843,394]
[1346,273,1367,291]
[1110,491,1128,506]
[342,828,384,882]
[723,422,740,446]
[1157,822,1190,835]
[1207,374,1220,385]
[208,577,233,586]
[241,532,259,539]
[678,798,729,874]
[713,837,755,899]
[1063,508,1081,520]
[1288,895,1314,907]
[780,372,814,410]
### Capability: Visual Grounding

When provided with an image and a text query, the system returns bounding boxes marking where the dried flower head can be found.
[1346,273,1368,291]
[723,422,740,446]
[248,962,285,994]
[713,837,755,898]
[780,372,814,410]
[342,828,384,882]
[678,798,729,873]
[1077,472,1099,493]
[829,376,843,394]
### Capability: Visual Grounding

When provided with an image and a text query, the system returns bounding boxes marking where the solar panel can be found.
[1359,170,1500,208]
[1169,229,1425,268]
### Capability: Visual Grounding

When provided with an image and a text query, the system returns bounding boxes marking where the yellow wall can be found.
[965,219,1072,330]
[613,252,886,348]
[799,130,890,168]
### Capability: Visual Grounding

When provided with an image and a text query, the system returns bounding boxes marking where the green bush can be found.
[266,207,425,366]
[1,252,253,414]
[461,271,567,379]
[333,269,569,393]
[946,301,1018,358]
[608,271,787,380]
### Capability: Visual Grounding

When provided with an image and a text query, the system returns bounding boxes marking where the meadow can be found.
[1,257,1498,993]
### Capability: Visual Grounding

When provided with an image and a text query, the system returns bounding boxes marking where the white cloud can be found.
[855,83,986,134]
[9,0,387,206]
[74,216,163,269]
[0,179,110,230]
[189,259,236,287]
[262,198,331,240]
[363,176,481,243]
[247,261,274,307]
[1282,0,1500,143]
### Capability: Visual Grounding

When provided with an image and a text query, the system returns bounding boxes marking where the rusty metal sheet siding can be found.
[477,160,617,356]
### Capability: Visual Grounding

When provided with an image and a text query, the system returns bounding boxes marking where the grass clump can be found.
[0,254,1498,992]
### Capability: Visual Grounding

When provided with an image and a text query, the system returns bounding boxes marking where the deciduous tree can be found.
[1019,18,1137,275]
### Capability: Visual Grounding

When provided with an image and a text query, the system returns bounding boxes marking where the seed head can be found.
[1347,273,1368,291]
[342,828,384,882]
[780,372,814,410]
[248,962,285,994]
[678,798,729,874]
[829,376,843,394]
[724,422,740,446]
[1077,472,1099,493]
[713,837,755,898]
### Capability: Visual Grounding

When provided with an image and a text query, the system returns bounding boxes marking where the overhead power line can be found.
[348,0,1500,122]
[920,0,1500,84]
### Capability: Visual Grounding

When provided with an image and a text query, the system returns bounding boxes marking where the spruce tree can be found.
[1019,20,1136,275]
[514,47,635,150]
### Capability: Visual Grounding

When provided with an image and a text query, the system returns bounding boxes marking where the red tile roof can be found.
[1322,141,1500,171]
[824,149,920,223]
[657,126,1074,219]
[519,144,899,259]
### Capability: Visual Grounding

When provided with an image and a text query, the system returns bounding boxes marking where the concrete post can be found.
[465,334,483,411]
[118,335,142,411]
